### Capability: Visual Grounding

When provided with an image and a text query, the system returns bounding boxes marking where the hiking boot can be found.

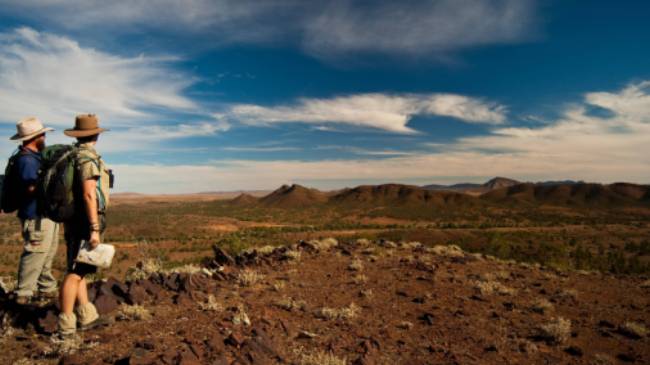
[51,331,79,342]
[14,295,31,305]
[39,290,58,300]
[34,290,58,305]
[79,315,114,331]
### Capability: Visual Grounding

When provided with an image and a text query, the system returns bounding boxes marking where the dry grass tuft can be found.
[256,245,277,255]
[125,258,164,281]
[530,298,554,314]
[117,304,152,321]
[237,269,265,287]
[356,238,372,246]
[555,289,578,301]
[359,289,374,299]
[11,359,35,365]
[232,305,251,326]
[199,295,223,312]
[274,297,307,312]
[0,276,16,293]
[537,317,571,345]
[352,274,368,285]
[470,252,485,261]
[592,354,615,365]
[400,241,422,249]
[619,321,648,339]
[639,279,650,289]
[167,264,203,275]
[518,340,538,354]
[427,244,464,258]
[283,250,302,261]
[271,280,287,292]
[397,321,414,330]
[348,258,364,272]
[315,303,360,321]
[378,240,398,248]
[308,238,339,251]
[294,347,346,365]
[46,334,98,356]
[473,280,516,296]
[360,247,377,255]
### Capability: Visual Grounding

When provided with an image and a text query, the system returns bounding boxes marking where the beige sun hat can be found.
[10,117,54,141]
[64,114,109,138]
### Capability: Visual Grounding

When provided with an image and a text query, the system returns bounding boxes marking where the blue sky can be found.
[0,0,649,193]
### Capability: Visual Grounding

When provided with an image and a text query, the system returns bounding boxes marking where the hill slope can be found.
[482,182,650,206]
[330,183,480,208]
[259,184,329,208]
[229,193,259,206]
[423,177,520,195]
[1,240,647,364]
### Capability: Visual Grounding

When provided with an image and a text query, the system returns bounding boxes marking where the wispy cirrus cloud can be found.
[0,27,196,126]
[99,121,231,152]
[216,93,506,134]
[1,0,538,61]
[220,146,301,152]
[302,0,537,59]
[315,145,416,156]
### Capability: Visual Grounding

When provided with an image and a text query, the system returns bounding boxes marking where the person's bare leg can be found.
[75,275,99,327]
[60,273,81,314]
[76,277,89,306]
[58,273,81,336]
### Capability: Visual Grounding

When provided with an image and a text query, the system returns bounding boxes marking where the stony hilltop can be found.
[1,239,648,364]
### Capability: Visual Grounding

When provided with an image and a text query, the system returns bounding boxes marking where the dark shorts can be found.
[64,214,105,277]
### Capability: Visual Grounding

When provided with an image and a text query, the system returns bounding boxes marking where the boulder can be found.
[94,293,120,315]
[36,308,58,334]
[140,278,162,296]
[179,273,210,293]
[108,277,129,300]
[163,273,181,292]
[212,245,235,266]
[127,284,149,305]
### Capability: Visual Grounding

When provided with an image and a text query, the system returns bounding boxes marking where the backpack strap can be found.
[76,156,106,212]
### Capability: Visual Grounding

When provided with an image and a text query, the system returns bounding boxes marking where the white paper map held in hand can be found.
[75,241,115,269]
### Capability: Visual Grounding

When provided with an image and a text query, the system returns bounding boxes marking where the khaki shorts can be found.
[22,218,57,253]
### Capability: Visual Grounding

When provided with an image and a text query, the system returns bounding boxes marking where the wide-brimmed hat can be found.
[10,117,54,141]
[64,114,109,138]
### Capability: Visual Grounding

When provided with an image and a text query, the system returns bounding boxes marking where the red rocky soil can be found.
[0,239,648,364]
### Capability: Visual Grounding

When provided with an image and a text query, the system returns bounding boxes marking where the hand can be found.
[89,231,100,249]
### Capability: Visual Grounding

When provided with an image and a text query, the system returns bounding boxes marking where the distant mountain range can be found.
[421,177,591,195]
[228,178,650,209]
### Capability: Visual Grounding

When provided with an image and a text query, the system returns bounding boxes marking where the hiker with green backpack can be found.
[1,117,59,306]
[53,114,113,338]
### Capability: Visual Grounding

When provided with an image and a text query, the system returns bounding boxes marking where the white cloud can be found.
[2,0,538,60]
[218,93,506,134]
[220,146,301,152]
[0,27,196,127]
[421,94,506,124]
[315,145,415,156]
[99,121,231,152]
[584,81,650,128]
[113,81,650,193]
[302,0,537,58]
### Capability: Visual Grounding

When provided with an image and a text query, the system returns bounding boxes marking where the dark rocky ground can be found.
[1,239,648,365]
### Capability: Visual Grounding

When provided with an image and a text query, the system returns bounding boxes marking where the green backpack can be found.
[38,144,78,222]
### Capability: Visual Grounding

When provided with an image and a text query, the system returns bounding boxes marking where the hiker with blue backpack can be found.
[2,114,115,338]
[2,117,59,306]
